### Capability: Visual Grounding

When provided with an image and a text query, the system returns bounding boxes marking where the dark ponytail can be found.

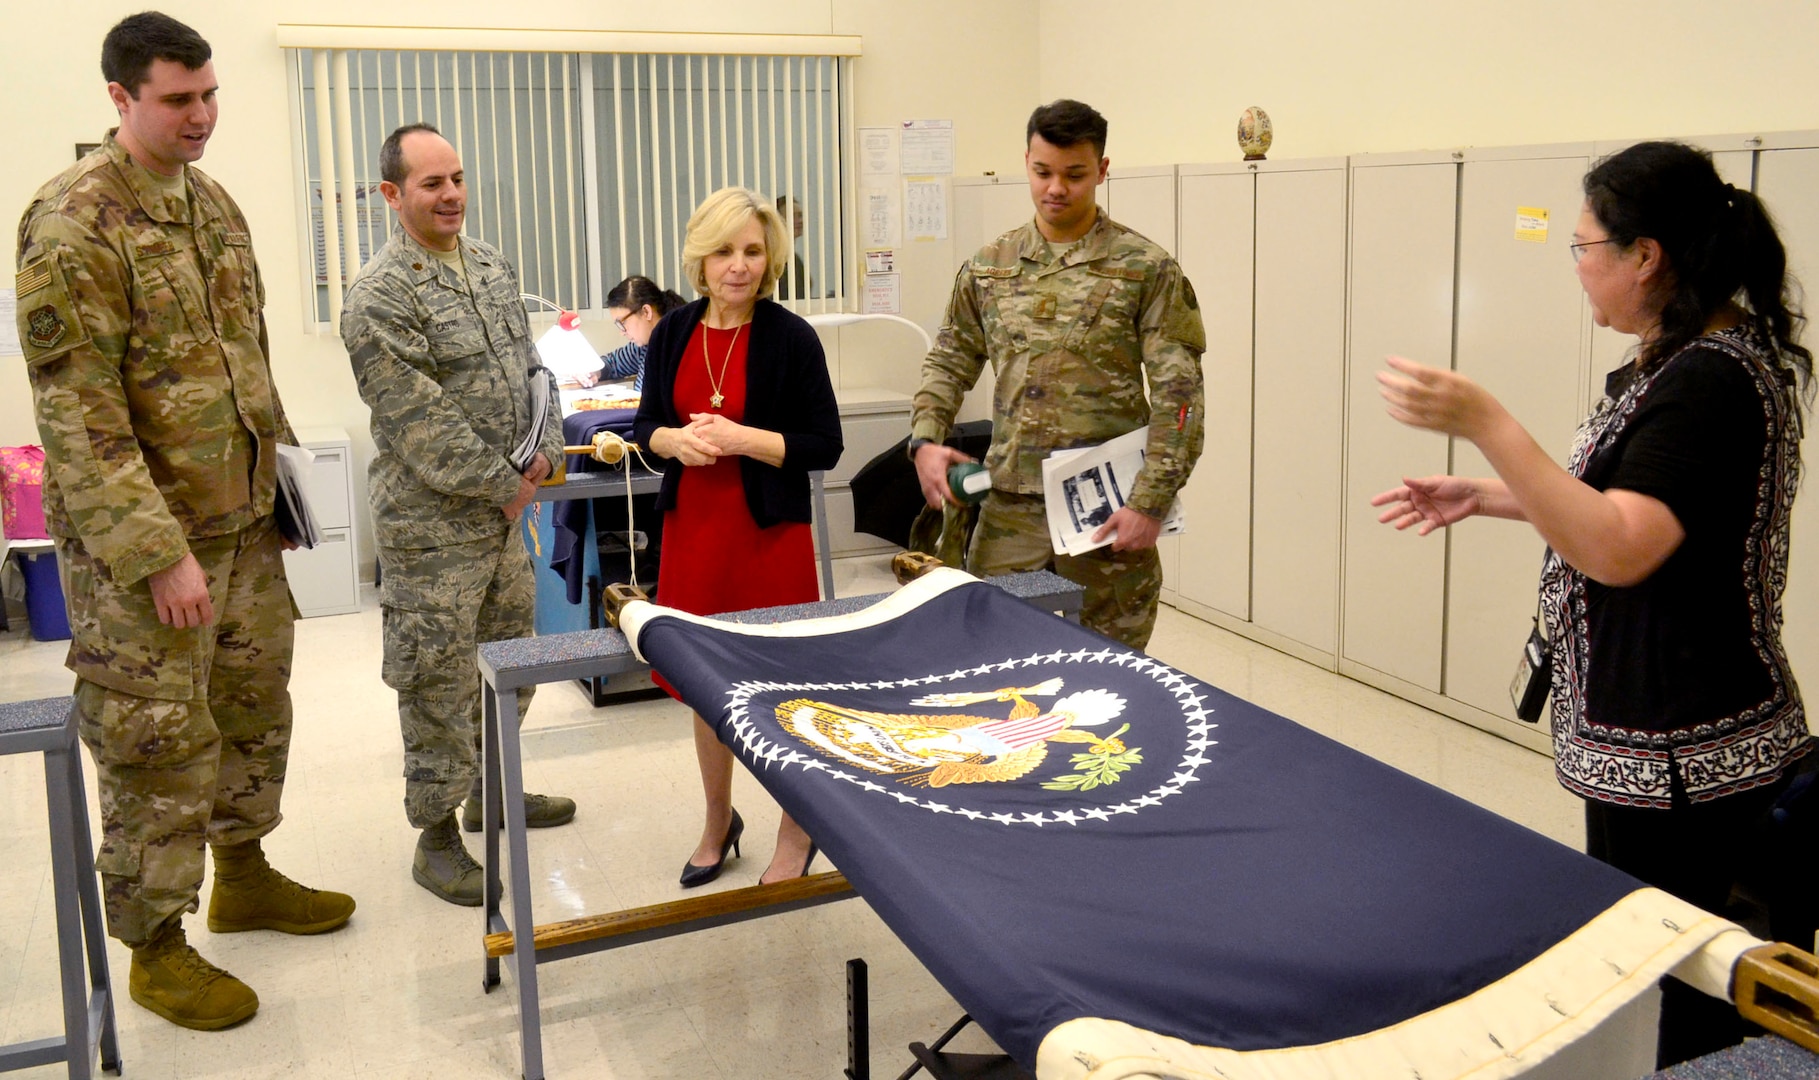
[605,275,686,318]
[1584,141,1811,397]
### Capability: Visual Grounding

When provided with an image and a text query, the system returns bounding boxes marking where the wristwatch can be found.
[907,437,935,461]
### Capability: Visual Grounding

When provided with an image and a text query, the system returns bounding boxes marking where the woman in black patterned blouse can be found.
[1371,141,1814,1068]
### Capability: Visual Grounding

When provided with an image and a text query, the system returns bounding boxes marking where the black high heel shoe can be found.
[761,841,819,885]
[679,809,744,888]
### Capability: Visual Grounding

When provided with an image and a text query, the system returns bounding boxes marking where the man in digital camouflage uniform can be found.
[341,123,573,906]
[911,99,1207,649]
[14,11,354,1032]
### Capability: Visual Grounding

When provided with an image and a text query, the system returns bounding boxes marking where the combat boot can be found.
[129,919,259,1031]
[207,838,356,934]
[462,780,577,832]
[414,815,485,906]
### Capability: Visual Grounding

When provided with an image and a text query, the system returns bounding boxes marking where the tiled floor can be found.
[0,554,1584,1078]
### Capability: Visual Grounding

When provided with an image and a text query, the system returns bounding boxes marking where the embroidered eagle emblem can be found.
[777,679,1139,788]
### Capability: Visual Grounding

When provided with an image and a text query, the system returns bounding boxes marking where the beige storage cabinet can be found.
[1341,153,1459,693]
[1171,164,1256,620]
[1168,158,1348,667]
[1442,146,1595,727]
[281,427,360,617]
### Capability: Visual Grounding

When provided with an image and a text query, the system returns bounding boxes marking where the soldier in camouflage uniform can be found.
[911,100,1206,649]
[14,12,353,1032]
[340,123,573,907]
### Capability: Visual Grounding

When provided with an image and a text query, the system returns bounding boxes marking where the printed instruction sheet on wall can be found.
[900,119,955,175]
[905,178,948,241]
[0,290,20,357]
[859,127,899,177]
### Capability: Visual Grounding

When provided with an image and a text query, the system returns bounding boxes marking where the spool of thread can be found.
[946,461,991,505]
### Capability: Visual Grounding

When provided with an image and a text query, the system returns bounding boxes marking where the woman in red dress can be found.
[632,187,844,887]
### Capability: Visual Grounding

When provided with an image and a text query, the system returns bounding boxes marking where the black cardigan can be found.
[632,297,844,527]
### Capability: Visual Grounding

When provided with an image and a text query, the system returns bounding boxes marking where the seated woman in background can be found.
[564,275,685,389]
[1372,140,1814,1068]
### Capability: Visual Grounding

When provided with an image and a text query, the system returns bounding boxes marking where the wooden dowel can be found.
[486,870,852,958]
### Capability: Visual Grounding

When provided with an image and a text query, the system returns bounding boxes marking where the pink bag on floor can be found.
[0,445,48,539]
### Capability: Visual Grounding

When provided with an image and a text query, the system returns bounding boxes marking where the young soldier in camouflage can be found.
[14,11,354,1031]
[341,124,574,906]
[911,99,1207,649]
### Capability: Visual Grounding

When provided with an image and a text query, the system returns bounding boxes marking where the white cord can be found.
[580,431,656,590]
[520,292,571,315]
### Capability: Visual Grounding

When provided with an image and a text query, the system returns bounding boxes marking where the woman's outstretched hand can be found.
[1370,476,1482,535]
[1377,355,1501,441]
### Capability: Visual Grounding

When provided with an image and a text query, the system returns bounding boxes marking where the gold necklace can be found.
[702,320,744,409]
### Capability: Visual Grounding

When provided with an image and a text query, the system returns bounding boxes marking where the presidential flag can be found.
[622,570,1753,1079]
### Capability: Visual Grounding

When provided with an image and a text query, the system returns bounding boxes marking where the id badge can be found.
[1508,621,1552,723]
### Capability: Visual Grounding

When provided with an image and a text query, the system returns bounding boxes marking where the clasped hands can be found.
[660,412,759,467]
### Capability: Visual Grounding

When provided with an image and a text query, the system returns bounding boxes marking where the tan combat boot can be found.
[129,919,259,1031]
[461,787,578,832]
[207,838,356,934]
[413,815,485,906]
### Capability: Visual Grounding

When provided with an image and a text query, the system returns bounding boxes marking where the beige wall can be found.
[1036,0,1819,168]
[0,1,1040,562]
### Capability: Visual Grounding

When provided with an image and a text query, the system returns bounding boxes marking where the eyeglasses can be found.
[1569,239,1617,263]
[611,315,629,332]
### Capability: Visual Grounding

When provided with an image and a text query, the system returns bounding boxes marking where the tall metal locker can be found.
[1104,167,1183,585]
[1443,146,1595,723]
[1250,160,1349,663]
[1340,153,1459,693]
[1753,135,1819,723]
[1104,167,1178,254]
[1172,164,1258,621]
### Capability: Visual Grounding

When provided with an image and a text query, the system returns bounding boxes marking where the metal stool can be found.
[0,697,120,1078]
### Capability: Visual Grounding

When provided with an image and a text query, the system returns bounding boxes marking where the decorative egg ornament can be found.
[1237,106,1273,161]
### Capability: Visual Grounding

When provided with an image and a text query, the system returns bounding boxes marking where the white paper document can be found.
[533,322,603,380]
[0,289,21,357]
[274,445,323,550]
[904,178,947,240]
[1042,427,1185,556]
[899,119,955,175]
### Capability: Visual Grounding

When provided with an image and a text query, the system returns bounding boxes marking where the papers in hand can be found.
[274,444,323,549]
[510,366,557,471]
[1042,427,1185,557]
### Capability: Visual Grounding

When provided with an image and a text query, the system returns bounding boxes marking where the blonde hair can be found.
[681,187,792,300]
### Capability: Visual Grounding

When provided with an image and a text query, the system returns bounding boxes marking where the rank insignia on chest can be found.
[1032,295,1058,320]
[26,304,68,349]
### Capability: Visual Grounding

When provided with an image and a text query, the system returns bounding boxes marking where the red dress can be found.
[652,322,819,697]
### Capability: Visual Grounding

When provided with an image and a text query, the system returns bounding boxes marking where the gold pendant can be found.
[710,393,725,409]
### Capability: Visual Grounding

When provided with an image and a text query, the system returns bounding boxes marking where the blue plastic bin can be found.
[13,547,72,641]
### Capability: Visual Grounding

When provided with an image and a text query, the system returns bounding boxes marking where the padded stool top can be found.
[0,696,75,748]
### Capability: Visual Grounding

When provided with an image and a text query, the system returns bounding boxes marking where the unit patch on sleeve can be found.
[26,304,68,349]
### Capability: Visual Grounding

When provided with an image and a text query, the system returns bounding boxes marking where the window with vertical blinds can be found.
[281,29,857,328]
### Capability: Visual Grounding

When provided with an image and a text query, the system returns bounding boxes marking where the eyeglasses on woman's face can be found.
[1569,238,1617,263]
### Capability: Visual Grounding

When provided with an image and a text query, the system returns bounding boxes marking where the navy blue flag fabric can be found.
[627,574,1645,1070]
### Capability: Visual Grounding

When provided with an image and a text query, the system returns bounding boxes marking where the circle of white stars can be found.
[721,646,1218,828]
